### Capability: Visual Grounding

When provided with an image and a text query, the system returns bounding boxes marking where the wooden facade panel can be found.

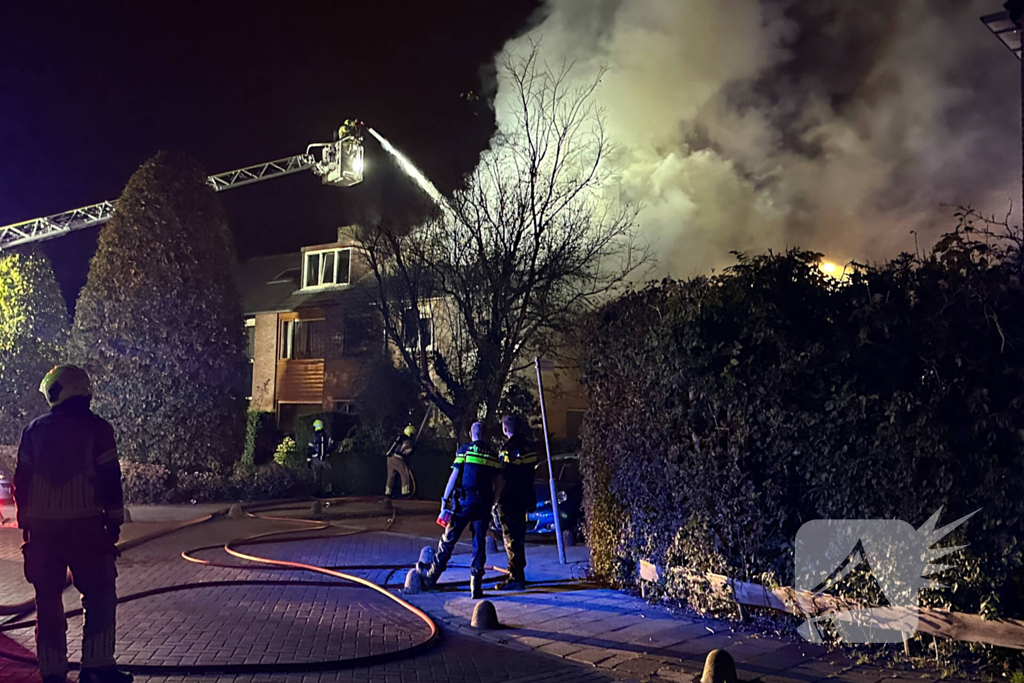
[276,359,325,404]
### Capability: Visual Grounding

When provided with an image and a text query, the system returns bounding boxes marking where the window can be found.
[280,319,326,359]
[402,309,433,351]
[344,316,376,356]
[334,401,357,415]
[244,318,256,361]
[244,319,256,400]
[302,248,352,288]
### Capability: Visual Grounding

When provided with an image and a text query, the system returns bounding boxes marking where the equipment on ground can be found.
[0,123,366,251]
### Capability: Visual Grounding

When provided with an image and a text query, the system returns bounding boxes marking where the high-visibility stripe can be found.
[95,447,118,466]
[463,455,502,468]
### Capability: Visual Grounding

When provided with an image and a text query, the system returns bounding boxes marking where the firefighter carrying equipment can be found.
[39,364,92,408]
[385,429,415,497]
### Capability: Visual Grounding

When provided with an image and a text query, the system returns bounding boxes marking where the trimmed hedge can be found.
[68,151,248,474]
[579,221,1024,621]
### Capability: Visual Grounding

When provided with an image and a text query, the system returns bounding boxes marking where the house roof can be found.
[239,252,374,316]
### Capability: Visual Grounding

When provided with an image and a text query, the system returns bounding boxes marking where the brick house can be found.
[240,226,391,431]
[240,226,587,440]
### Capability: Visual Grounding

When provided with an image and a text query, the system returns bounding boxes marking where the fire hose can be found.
[0,497,511,675]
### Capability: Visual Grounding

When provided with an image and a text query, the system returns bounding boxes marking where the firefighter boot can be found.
[80,667,134,683]
[470,575,484,599]
[494,573,526,591]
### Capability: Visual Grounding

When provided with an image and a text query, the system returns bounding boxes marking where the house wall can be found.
[529,366,588,443]
[250,313,279,412]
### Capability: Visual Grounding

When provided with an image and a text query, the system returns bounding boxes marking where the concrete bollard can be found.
[562,529,575,548]
[122,508,133,523]
[310,500,322,517]
[228,503,246,519]
[486,536,498,553]
[701,649,737,683]
[404,569,424,594]
[471,600,501,629]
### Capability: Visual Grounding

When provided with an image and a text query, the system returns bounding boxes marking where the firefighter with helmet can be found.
[14,365,132,683]
[307,419,334,496]
[384,424,416,500]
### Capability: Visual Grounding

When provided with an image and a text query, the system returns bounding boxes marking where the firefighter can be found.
[420,422,502,599]
[307,419,334,496]
[493,414,538,590]
[14,365,132,683]
[384,424,416,499]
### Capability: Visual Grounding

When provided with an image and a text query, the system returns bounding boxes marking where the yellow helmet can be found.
[404,425,416,437]
[40,365,92,408]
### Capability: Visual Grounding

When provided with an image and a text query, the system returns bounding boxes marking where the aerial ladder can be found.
[0,120,366,251]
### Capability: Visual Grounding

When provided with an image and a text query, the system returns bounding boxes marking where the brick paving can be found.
[0,506,636,683]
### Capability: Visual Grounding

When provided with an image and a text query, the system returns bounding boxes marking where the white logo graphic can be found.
[795,508,978,644]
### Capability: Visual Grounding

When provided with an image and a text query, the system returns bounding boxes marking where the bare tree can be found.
[362,44,649,434]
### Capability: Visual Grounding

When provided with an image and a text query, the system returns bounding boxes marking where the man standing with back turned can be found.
[494,414,538,591]
[420,421,502,599]
[15,365,132,683]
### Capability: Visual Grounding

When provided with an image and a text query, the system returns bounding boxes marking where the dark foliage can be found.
[243,410,279,466]
[68,151,248,473]
[0,250,69,444]
[579,212,1024,623]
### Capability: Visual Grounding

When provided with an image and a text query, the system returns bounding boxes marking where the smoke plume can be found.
[492,0,1021,277]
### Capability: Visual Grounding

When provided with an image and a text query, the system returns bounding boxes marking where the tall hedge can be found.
[69,151,247,473]
[0,250,68,443]
[579,220,1024,620]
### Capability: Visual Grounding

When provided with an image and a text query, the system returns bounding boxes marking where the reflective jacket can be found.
[499,432,538,509]
[452,440,501,494]
[14,397,124,531]
[308,432,333,461]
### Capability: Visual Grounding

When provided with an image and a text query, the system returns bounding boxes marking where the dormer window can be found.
[303,248,352,289]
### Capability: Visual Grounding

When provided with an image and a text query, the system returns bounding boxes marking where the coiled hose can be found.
[0,497,509,675]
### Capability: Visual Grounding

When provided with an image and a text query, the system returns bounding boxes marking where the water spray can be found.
[368,128,450,214]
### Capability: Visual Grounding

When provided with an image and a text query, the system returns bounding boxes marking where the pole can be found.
[535,357,567,564]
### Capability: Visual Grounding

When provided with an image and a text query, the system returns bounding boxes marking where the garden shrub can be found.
[243,410,278,466]
[579,214,1024,625]
[120,461,171,504]
[0,250,68,445]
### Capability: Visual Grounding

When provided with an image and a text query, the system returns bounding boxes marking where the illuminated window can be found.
[280,319,326,359]
[303,248,352,288]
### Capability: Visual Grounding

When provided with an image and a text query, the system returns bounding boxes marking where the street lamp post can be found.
[982,2,1024,218]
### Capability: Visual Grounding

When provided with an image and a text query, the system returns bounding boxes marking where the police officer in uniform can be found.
[14,365,132,683]
[307,419,334,496]
[494,414,538,590]
[421,422,502,599]
[384,424,415,499]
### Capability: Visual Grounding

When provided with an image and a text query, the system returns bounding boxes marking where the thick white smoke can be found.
[491,0,1021,278]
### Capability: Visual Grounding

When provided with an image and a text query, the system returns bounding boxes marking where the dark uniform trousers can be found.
[430,490,489,579]
[496,500,528,579]
[23,518,117,677]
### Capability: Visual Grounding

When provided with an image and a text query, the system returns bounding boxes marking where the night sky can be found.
[0,0,540,307]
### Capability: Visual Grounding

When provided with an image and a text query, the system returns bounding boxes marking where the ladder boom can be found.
[0,121,364,251]
[207,153,314,191]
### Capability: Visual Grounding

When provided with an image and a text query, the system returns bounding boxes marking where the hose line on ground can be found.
[0,497,511,675]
